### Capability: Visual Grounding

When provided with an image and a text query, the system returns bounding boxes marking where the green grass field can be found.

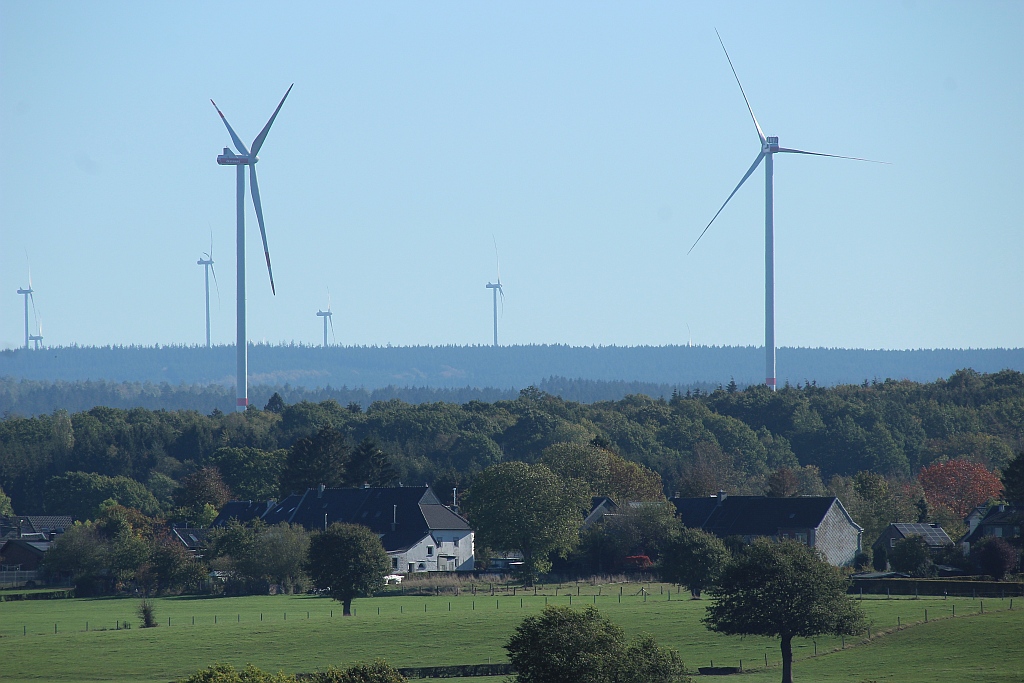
[0,586,1021,682]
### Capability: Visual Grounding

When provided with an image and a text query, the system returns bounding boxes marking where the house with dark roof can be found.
[672,492,863,566]
[1,515,73,541]
[960,504,1022,554]
[170,527,210,554]
[0,538,51,571]
[214,485,474,574]
[872,523,953,560]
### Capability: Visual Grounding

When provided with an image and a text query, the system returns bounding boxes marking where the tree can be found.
[504,605,687,683]
[576,501,678,574]
[206,520,309,594]
[175,466,232,518]
[0,485,13,516]
[972,536,1018,580]
[463,462,589,583]
[1001,450,1024,505]
[704,539,865,683]
[889,536,933,577]
[919,459,1003,519]
[41,522,108,589]
[279,426,350,496]
[211,446,287,500]
[307,661,407,683]
[347,438,398,487]
[305,522,389,615]
[765,468,800,497]
[264,392,286,414]
[660,527,731,598]
[44,471,160,521]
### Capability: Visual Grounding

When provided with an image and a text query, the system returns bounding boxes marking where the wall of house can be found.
[388,530,474,574]
[812,503,861,567]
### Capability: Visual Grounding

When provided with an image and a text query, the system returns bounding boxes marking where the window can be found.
[392,557,398,569]
[426,546,434,556]
[890,538,897,548]
[994,527,1003,537]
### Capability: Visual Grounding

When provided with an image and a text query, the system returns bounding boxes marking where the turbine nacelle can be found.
[764,136,780,153]
[217,148,253,166]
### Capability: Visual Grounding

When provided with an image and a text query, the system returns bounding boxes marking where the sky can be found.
[1,1,1021,351]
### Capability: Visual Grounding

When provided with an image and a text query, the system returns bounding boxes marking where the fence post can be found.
[765,653,768,667]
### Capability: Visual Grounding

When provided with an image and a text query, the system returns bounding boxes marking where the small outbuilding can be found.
[872,523,953,558]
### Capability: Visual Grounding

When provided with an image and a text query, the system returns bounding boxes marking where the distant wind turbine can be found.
[16,263,43,350]
[211,85,293,410]
[690,31,884,391]
[197,234,220,349]
[316,289,335,348]
[485,240,504,347]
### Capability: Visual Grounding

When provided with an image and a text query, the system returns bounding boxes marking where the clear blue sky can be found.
[2,1,1021,350]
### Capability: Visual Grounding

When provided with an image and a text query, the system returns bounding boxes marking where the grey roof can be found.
[171,527,210,550]
[672,495,858,537]
[887,523,953,548]
[214,486,472,554]
[962,505,1021,544]
[22,516,73,534]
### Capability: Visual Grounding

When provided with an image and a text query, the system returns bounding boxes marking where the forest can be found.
[2,343,1021,397]
[1,369,1019,549]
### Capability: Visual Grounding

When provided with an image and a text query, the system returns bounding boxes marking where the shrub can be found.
[972,537,1018,580]
[890,536,933,577]
[307,661,407,683]
[179,663,295,683]
[137,599,157,628]
[872,546,888,572]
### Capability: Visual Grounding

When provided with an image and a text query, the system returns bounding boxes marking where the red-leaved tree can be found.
[918,459,1003,519]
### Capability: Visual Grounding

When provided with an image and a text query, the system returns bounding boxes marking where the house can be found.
[872,523,953,559]
[0,538,51,571]
[170,527,210,554]
[671,492,863,567]
[960,504,1022,554]
[1,515,73,540]
[214,485,474,575]
[581,496,619,530]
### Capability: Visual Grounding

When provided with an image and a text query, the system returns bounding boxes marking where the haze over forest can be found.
[2,343,1022,415]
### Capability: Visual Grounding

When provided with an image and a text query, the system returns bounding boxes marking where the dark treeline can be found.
[1,368,1020,525]
[2,343,1021,391]
[0,377,721,417]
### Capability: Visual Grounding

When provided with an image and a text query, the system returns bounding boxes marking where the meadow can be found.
[0,584,1021,682]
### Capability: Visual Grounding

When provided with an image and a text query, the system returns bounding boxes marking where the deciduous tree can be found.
[889,536,933,577]
[972,536,1018,580]
[463,462,589,583]
[660,526,730,598]
[919,459,1003,519]
[305,522,389,615]
[279,426,350,496]
[505,605,688,683]
[1000,450,1024,505]
[704,539,865,683]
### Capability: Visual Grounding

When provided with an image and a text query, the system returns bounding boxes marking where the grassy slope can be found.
[0,591,1020,682]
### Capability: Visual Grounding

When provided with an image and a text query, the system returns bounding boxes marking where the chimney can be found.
[391,504,397,532]
[717,490,727,504]
[318,483,325,498]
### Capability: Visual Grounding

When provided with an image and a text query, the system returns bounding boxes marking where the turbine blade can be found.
[492,235,501,283]
[777,147,889,164]
[250,84,293,156]
[689,152,765,254]
[249,166,276,295]
[210,262,221,307]
[328,315,336,344]
[210,100,250,156]
[716,29,765,144]
[327,287,332,312]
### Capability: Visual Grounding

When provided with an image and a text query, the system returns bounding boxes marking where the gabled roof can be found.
[212,500,280,527]
[962,505,1022,544]
[214,486,472,554]
[880,523,952,548]
[21,516,73,534]
[672,495,859,537]
[170,527,210,550]
[582,496,618,529]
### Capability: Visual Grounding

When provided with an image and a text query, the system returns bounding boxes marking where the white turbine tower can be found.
[197,235,219,349]
[317,289,335,348]
[16,265,42,350]
[691,31,884,390]
[211,85,293,411]
[485,241,504,347]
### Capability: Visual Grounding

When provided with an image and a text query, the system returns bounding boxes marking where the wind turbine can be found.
[690,31,883,391]
[316,289,335,348]
[197,234,220,349]
[211,84,293,411]
[485,241,504,347]
[16,265,42,350]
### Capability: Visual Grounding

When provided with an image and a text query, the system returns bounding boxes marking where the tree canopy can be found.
[704,539,865,683]
[660,526,731,598]
[463,462,589,583]
[305,522,390,615]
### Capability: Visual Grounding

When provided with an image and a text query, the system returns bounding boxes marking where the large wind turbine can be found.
[197,236,219,349]
[691,32,882,391]
[485,241,504,347]
[16,266,42,350]
[316,290,335,348]
[212,85,293,411]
